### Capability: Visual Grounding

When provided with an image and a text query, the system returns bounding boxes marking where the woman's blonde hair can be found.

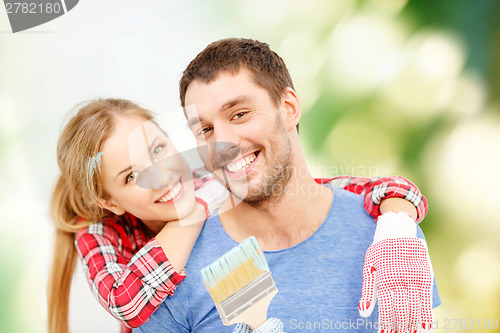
[47,98,154,333]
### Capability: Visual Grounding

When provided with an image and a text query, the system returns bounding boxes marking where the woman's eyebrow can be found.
[114,136,167,180]
[116,166,132,181]
[149,137,161,152]
[147,136,167,159]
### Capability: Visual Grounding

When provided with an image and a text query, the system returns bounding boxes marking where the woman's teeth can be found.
[157,182,182,203]
[226,153,257,173]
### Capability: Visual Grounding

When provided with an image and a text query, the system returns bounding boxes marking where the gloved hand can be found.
[194,179,229,217]
[233,318,285,333]
[359,212,434,333]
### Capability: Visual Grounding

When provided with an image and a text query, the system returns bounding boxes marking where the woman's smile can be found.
[155,179,184,204]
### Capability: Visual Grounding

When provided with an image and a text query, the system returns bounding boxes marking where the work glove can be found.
[359,212,434,333]
[193,179,228,218]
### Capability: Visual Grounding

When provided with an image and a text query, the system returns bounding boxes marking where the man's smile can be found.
[224,151,260,176]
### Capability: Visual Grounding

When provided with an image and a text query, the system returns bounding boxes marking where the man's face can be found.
[185,68,293,206]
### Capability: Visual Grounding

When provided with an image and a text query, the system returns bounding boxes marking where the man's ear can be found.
[281,87,301,132]
[97,198,126,216]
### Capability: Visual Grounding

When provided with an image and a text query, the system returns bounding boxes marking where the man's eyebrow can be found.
[187,96,253,127]
[220,95,252,112]
[187,116,201,127]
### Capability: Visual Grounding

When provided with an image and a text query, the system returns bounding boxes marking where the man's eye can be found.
[232,112,247,120]
[199,126,213,135]
[125,172,138,184]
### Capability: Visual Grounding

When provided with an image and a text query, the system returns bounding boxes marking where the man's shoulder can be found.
[324,186,375,233]
[187,213,236,269]
[205,210,221,223]
[329,185,364,205]
[199,212,224,243]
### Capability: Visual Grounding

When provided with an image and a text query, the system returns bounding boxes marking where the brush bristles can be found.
[206,258,266,303]
[201,236,269,303]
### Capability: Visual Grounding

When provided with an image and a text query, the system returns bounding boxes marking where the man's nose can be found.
[210,141,241,170]
[198,141,241,171]
[198,124,240,171]
[212,122,239,147]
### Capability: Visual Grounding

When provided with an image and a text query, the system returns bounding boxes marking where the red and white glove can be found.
[233,318,285,333]
[194,180,229,219]
[359,212,434,333]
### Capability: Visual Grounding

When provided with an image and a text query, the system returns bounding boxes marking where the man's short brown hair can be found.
[179,38,295,108]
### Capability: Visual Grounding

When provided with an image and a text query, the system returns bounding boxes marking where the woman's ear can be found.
[281,87,301,132]
[97,198,126,216]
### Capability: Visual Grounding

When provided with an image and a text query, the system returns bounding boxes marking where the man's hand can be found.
[233,318,284,333]
[359,212,434,333]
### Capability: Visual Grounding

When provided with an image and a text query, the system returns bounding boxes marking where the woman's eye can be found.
[125,172,138,184]
[152,144,166,158]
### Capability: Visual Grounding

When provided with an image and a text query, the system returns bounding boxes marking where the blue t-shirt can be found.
[136,187,440,332]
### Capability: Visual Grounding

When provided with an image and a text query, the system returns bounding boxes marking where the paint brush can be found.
[201,236,278,330]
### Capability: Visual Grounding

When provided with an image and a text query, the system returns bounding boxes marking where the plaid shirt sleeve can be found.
[75,221,186,329]
[315,176,428,223]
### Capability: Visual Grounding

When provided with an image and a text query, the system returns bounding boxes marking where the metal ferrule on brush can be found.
[214,270,277,324]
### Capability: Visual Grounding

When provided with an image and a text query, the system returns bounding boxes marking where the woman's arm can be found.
[74,177,227,329]
[315,175,427,222]
[158,177,228,272]
[75,219,185,329]
[154,203,206,273]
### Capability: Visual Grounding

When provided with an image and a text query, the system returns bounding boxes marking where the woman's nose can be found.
[137,160,171,190]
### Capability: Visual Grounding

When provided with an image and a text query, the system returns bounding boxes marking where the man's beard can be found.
[243,146,293,208]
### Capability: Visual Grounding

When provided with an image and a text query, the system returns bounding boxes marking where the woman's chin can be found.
[175,206,196,220]
[169,198,195,218]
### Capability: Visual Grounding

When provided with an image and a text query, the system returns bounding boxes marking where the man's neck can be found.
[219,174,333,251]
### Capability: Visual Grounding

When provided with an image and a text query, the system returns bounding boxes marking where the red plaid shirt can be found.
[75,175,427,332]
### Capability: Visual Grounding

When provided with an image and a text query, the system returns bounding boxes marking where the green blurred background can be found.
[1,0,499,332]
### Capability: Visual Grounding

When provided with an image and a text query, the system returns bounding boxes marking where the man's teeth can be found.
[157,182,182,203]
[226,153,256,173]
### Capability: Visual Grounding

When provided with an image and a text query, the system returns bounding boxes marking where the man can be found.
[137,38,439,333]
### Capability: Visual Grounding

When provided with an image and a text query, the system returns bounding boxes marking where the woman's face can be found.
[98,114,195,232]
